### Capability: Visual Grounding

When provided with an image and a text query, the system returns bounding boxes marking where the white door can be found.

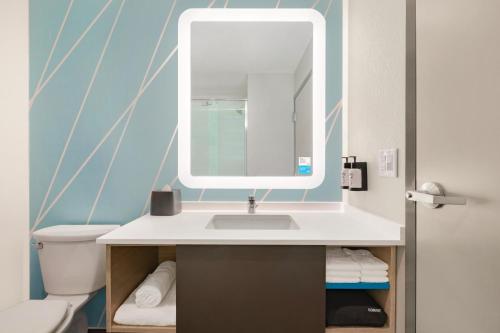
[416,0,500,332]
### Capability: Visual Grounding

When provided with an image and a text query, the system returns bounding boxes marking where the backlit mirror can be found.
[178,9,325,189]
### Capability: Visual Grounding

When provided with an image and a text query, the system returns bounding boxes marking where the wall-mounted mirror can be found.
[178,9,325,189]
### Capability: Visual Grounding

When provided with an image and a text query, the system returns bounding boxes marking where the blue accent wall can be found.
[29,0,342,327]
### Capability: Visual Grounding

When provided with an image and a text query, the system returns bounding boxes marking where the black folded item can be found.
[326,290,387,327]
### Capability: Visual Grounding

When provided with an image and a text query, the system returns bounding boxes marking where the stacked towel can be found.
[325,247,361,283]
[325,270,361,278]
[326,248,389,283]
[327,276,361,283]
[344,249,389,271]
[344,249,389,283]
[135,261,176,308]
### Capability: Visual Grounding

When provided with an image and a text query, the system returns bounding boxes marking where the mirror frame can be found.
[178,8,325,189]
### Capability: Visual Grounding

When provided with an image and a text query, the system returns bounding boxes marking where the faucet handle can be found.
[248,195,257,213]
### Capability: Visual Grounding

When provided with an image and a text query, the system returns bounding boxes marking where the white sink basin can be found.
[206,215,299,230]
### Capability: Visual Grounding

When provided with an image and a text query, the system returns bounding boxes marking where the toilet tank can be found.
[33,225,119,295]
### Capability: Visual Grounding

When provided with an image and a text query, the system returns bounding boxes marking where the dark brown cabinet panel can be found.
[176,245,326,333]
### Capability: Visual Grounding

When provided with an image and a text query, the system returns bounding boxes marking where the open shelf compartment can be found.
[106,245,177,333]
[325,247,397,333]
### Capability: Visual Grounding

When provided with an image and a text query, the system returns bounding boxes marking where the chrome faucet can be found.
[248,195,257,214]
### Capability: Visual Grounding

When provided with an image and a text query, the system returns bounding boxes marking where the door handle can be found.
[406,182,466,208]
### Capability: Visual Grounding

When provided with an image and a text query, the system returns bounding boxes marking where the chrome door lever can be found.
[406,182,466,208]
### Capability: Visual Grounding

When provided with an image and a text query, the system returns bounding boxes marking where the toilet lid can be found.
[33,224,120,242]
[0,300,68,333]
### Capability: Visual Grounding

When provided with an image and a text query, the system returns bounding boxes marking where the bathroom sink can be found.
[206,215,299,230]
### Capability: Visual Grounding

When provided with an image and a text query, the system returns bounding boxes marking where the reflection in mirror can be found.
[191,99,247,176]
[191,21,313,177]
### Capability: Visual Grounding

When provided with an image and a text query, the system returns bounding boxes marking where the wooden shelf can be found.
[110,324,176,333]
[325,282,390,290]
[109,325,394,333]
[325,326,391,333]
[110,325,393,333]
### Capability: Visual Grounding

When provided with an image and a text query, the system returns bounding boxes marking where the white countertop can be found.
[97,203,405,246]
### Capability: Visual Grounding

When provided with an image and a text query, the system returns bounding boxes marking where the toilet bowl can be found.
[0,224,119,333]
[45,293,93,333]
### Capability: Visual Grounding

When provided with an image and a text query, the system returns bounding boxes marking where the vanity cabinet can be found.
[106,245,396,333]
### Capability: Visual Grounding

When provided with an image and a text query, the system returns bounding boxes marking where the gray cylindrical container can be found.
[150,190,182,216]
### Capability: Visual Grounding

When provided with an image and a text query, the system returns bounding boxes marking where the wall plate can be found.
[378,149,398,178]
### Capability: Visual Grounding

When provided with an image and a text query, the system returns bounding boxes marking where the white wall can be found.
[0,0,30,310]
[294,40,312,93]
[346,1,406,332]
[293,41,313,173]
[294,78,313,171]
[247,74,295,176]
[347,0,406,223]
[191,22,312,76]
[192,71,248,99]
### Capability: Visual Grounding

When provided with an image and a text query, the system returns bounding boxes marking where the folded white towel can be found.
[343,249,389,271]
[326,276,360,283]
[115,282,176,326]
[135,261,176,308]
[325,270,361,278]
[326,247,361,271]
[361,270,388,278]
[361,276,389,283]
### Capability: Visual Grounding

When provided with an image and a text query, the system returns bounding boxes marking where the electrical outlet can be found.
[378,149,398,178]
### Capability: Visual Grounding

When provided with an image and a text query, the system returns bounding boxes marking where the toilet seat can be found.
[0,293,93,333]
[0,300,69,333]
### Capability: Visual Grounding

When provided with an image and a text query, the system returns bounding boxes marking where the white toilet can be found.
[0,224,119,333]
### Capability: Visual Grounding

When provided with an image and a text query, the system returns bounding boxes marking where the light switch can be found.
[378,149,398,178]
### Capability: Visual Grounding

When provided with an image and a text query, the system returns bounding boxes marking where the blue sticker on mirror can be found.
[298,165,312,175]
[298,157,312,175]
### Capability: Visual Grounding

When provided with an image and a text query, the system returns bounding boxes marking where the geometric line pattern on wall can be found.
[33,0,126,232]
[88,0,178,224]
[30,0,114,109]
[29,0,342,328]
[33,0,74,96]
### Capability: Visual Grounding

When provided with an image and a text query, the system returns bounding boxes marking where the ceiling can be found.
[191,21,313,75]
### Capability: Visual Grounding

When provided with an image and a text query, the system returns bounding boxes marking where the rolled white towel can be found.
[361,276,389,283]
[115,282,176,326]
[343,249,389,271]
[326,275,360,283]
[135,261,176,308]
